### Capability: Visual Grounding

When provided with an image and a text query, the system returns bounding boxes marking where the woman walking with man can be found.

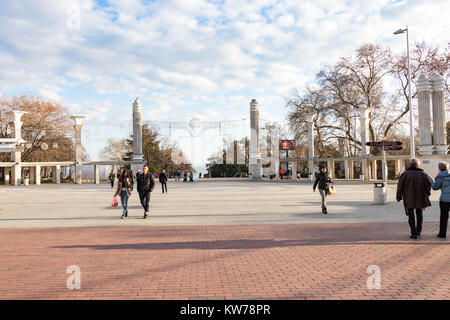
[114,169,132,219]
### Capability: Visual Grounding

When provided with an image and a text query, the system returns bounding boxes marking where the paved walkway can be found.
[0,222,448,300]
[0,180,443,228]
[0,180,448,299]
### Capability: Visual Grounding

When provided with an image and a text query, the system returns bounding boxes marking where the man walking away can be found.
[109,169,115,189]
[313,165,332,214]
[137,165,155,219]
[396,159,432,239]
[159,169,168,194]
[428,161,450,238]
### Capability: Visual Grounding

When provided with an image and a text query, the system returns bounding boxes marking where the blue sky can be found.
[0,0,449,171]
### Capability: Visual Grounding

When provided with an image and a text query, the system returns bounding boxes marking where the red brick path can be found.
[0,222,449,299]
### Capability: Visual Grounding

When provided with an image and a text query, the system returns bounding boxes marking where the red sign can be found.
[279,140,295,150]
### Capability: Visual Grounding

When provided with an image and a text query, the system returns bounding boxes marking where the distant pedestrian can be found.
[183,171,188,182]
[137,165,155,219]
[176,170,181,182]
[313,165,331,214]
[159,169,168,194]
[396,159,432,239]
[189,172,194,182]
[428,161,450,238]
[109,170,115,188]
[130,170,135,191]
[114,169,131,219]
[280,168,284,179]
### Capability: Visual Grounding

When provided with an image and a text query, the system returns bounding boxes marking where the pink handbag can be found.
[111,197,118,207]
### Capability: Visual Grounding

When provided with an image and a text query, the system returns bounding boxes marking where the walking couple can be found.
[114,165,155,219]
[397,159,450,239]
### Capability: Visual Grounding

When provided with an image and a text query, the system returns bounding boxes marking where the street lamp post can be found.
[394,26,415,159]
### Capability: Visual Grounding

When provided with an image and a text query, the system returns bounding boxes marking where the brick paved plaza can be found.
[0,180,449,299]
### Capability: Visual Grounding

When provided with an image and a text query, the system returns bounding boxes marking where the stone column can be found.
[131,98,144,175]
[9,111,27,186]
[399,159,405,173]
[432,74,448,155]
[71,115,86,184]
[327,159,334,179]
[249,99,262,180]
[292,161,297,180]
[94,165,100,184]
[56,165,61,184]
[394,160,401,178]
[30,167,36,184]
[35,165,41,185]
[275,161,280,180]
[349,160,354,179]
[417,74,434,155]
[382,159,387,182]
[359,108,370,180]
[371,160,377,180]
[305,113,316,180]
[344,159,350,180]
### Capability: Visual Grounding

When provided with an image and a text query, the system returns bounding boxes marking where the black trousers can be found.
[439,201,450,237]
[407,208,423,236]
[110,180,114,188]
[161,181,167,193]
[139,192,151,212]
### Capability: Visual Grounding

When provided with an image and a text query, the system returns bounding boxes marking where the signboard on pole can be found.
[279,140,296,151]
[366,141,403,151]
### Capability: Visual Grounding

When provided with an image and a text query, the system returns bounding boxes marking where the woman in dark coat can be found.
[313,165,332,214]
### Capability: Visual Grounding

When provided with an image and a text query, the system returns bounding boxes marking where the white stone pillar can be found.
[275,161,280,180]
[132,98,143,159]
[94,165,100,184]
[371,160,377,180]
[328,160,334,180]
[71,115,86,184]
[5,169,10,185]
[305,113,316,180]
[56,165,61,184]
[432,74,448,155]
[344,159,350,180]
[35,165,41,185]
[417,74,434,155]
[30,167,36,184]
[394,159,401,178]
[249,99,262,180]
[359,108,370,180]
[350,160,355,179]
[9,111,27,186]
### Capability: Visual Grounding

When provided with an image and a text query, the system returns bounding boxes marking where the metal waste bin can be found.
[373,182,387,204]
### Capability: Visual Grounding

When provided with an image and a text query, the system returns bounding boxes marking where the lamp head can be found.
[393,28,406,35]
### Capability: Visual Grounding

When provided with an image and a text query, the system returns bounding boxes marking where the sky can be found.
[0,0,449,172]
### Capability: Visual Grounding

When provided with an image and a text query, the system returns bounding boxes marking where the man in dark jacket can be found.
[313,165,332,214]
[137,165,155,219]
[159,169,168,194]
[396,159,432,239]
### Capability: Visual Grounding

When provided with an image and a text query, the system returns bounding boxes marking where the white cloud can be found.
[0,0,448,161]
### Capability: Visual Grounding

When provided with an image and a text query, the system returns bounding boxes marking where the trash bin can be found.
[373,182,387,204]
